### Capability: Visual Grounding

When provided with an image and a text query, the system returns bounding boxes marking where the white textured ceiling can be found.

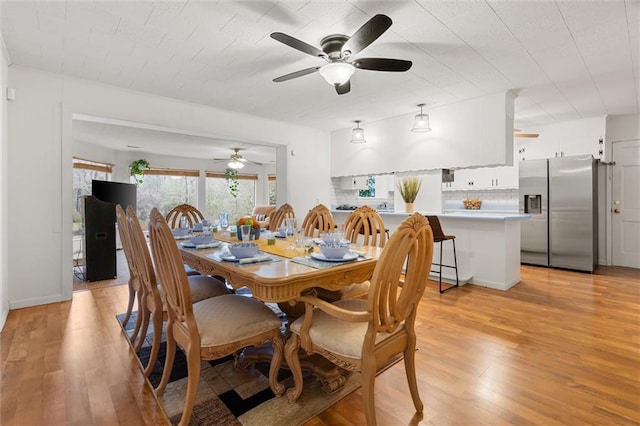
[2,0,639,158]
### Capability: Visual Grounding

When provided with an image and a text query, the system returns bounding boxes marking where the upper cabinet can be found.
[374,174,394,195]
[442,165,518,191]
[340,176,368,190]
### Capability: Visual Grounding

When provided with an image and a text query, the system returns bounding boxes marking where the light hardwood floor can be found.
[2,265,639,425]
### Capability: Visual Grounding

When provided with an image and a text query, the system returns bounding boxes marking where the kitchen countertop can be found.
[331,209,530,220]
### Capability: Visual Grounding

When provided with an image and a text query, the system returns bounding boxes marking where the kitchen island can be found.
[332,209,530,291]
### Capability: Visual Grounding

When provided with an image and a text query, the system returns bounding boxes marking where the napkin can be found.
[182,242,219,249]
[238,255,272,264]
[173,234,191,240]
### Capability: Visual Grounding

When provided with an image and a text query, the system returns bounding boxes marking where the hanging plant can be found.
[130,159,150,185]
[225,168,239,198]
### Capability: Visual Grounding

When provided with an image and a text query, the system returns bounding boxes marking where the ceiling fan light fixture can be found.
[350,120,366,144]
[411,104,431,132]
[227,159,245,169]
[319,62,355,86]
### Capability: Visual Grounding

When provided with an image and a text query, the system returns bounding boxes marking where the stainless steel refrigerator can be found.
[519,155,597,272]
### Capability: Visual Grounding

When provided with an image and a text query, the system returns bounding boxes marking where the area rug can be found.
[117,309,401,426]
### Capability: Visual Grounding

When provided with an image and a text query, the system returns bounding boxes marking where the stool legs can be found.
[435,239,459,294]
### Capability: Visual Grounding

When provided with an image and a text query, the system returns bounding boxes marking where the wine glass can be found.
[219,213,229,236]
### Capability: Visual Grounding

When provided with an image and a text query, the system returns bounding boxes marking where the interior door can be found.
[612,140,640,268]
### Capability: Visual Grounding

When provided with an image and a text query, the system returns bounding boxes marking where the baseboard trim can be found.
[9,293,71,310]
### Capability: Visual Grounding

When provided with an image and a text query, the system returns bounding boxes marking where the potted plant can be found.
[225,168,239,198]
[130,159,150,185]
[397,176,422,213]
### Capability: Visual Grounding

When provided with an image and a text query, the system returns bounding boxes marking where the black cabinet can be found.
[81,196,116,281]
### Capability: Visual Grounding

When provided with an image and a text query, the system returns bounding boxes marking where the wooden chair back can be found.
[301,204,335,237]
[165,203,204,229]
[269,203,295,230]
[343,205,387,247]
[287,213,434,424]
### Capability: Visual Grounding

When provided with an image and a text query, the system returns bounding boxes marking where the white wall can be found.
[0,35,9,329]
[7,65,330,309]
[330,91,515,177]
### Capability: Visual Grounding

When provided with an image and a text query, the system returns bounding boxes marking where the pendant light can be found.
[350,120,366,143]
[411,103,431,132]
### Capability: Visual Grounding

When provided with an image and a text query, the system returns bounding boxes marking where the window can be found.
[134,168,198,227]
[358,176,376,197]
[268,174,277,206]
[73,158,112,235]
[205,171,257,223]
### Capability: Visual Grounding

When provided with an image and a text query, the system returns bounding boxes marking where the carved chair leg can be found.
[143,309,163,377]
[133,306,150,352]
[121,281,136,327]
[404,345,423,414]
[179,348,202,426]
[269,331,285,397]
[155,325,176,396]
[361,357,377,426]
[284,334,304,403]
[128,291,144,346]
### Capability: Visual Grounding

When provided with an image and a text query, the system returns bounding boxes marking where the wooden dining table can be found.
[178,232,382,304]
[178,231,382,393]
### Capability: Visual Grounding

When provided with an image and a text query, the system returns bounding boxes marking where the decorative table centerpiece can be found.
[463,198,482,210]
[237,217,261,240]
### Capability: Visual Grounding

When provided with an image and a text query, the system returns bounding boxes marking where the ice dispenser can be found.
[524,194,542,214]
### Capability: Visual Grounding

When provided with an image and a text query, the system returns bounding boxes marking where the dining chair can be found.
[343,205,388,248]
[284,213,434,426]
[148,208,285,426]
[126,206,232,377]
[165,203,205,229]
[425,215,459,293]
[317,205,388,301]
[115,205,143,342]
[301,204,335,237]
[269,203,296,231]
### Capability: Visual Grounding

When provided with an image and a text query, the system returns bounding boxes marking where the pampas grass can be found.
[397,176,422,203]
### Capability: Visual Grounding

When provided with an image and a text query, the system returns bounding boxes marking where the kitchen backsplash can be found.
[443,188,519,212]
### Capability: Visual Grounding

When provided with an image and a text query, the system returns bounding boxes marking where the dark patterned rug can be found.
[116,304,380,426]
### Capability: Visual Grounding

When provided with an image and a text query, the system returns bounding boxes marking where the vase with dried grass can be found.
[397,176,422,213]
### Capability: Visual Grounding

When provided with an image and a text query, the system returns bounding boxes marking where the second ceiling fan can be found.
[270,14,412,95]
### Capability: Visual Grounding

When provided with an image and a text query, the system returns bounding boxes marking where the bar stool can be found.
[426,215,459,293]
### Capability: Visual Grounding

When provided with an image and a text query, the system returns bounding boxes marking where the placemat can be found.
[206,252,286,267]
[291,255,371,270]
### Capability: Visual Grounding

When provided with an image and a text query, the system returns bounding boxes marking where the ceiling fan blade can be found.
[353,57,412,72]
[514,133,539,138]
[342,14,392,56]
[270,32,326,58]
[273,66,320,82]
[335,80,351,95]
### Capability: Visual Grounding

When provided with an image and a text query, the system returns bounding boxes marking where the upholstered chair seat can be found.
[193,295,282,346]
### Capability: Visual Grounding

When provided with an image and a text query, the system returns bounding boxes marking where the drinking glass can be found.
[219,213,229,236]
[240,225,251,242]
[285,218,296,250]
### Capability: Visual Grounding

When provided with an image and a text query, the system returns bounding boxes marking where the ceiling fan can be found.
[270,14,412,95]
[514,129,539,138]
[213,148,262,169]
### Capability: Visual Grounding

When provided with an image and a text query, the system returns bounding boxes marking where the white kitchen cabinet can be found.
[442,166,518,191]
[374,174,394,195]
[341,176,368,190]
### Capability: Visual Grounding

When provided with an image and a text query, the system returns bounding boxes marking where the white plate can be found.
[310,251,358,262]
[221,254,240,262]
[181,241,220,249]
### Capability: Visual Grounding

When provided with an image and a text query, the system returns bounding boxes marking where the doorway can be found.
[611,139,640,268]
